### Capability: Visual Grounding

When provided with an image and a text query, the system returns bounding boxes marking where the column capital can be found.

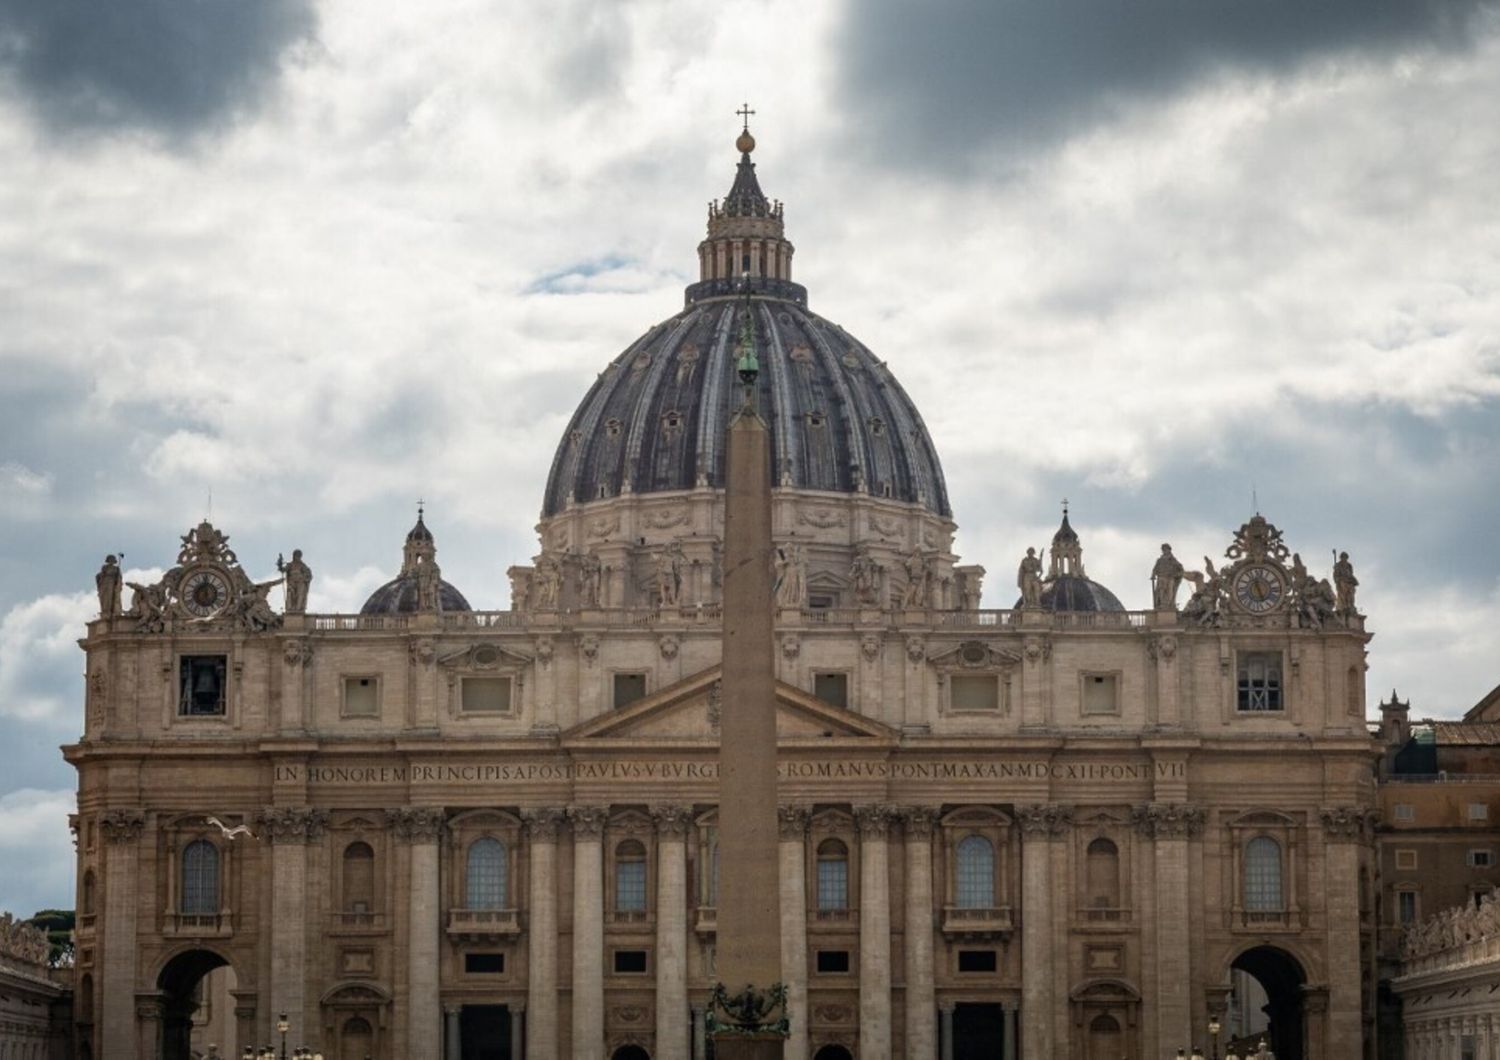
[650,803,693,838]
[568,804,609,838]
[134,992,165,1021]
[938,1000,957,1014]
[386,806,446,843]
[101,808,145,844]
[1016,803,1073,838]
[777,804,811,839]
[521,807,567,841]
[853,803,898,838]
[1320,805,1376,842]
[1130,801,1204,839]
[257,805,330,843]
[898,805,942,838]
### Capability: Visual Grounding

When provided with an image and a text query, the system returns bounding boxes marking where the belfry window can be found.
[1236,652,1283,711]
[179,655,227,716]
[466,838,508,910]
[816,839,849,910]
[1243,837,1283,911]
[955,835,995,908]
[180,840,220,914]
[615,840,648,912]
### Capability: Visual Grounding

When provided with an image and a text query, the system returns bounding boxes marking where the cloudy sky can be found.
[1,0,1497,916]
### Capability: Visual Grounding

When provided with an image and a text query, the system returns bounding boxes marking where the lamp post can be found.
[1208,1015,1221,1060]
[240,1014,323,1060]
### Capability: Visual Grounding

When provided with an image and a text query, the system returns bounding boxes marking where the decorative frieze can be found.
[659,634,680,660]
[386,807,446,843]
[1130,802,1205,839]
[258,806,330,843]
[568,805,609,838]
[650,804,693,837]
[100,809,145,844]
[777,805,811,840]
[1016,803,1073,838]
[521,807,567,841]
[1319,806,1375,842]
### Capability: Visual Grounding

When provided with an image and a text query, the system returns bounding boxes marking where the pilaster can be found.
[653,804,692,1060]
[778,805,811,1060]
[257,805,327,1042]
[390,806,446,1060]
[523,808,566,1060]
[1321,807,1372,1056]
[1133,801,1204,1054]
[855,804,895,1058]
[570,805,609,1060]
[1017,803,1070,1058]
[100,809,145,1054]
[900,806,939,1060]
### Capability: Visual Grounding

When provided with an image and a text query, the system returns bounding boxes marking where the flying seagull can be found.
[206,816,254,840]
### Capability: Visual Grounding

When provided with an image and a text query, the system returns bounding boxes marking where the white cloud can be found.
[0,591,93,722]
[0,788,75,916]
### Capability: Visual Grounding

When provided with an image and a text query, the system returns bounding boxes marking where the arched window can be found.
[708,841,720,906]
[817,839,849,910]
[343,842,375,912]
[1086,838,1121,908]
[80,870,96,916]
[1244,837,1283,911]
[615,839,648,912]
[955,835,995,908]
[180,840,219,914]
[465,838,508,910]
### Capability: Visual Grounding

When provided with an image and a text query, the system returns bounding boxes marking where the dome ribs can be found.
[758,302,801,489]
[802,310,870,497]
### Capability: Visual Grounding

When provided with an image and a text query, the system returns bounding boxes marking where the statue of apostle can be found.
[1017,547,1044,609]
[277,549,313,614]
[1150,543,1185,610]
[96,554,123,616]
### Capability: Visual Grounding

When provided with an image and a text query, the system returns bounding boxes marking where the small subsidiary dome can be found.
[359,510,472,615]
[1014,508,1126,613]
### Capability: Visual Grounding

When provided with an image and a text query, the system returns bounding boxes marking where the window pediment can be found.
[927,640,1021,673]
[438,643,531,672]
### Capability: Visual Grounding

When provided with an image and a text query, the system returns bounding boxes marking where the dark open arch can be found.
[611,1047,650,1060]
[1231,945,1306,1060]
[813,1047,854,1060]
[157,948,231,1060]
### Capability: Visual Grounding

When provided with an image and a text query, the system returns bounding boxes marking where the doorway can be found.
[460,1004,512,1060]
[953,1002,1005,1060]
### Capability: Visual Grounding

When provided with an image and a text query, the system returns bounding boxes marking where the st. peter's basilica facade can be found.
[67,128,1378,1060]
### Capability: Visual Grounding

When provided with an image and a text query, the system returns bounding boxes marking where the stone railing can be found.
[1079,905,1132,924]
[941,905,1015,939]
[446,908,521,939]
[309,614,409,631]
[163,911,234,938]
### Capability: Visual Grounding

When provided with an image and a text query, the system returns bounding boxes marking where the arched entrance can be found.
[1230,945,1306,1060]
[812,1047,853,1060]
[156,948,236,1060]
[610,1047,650,1060]
[1088,1013,1124,1059]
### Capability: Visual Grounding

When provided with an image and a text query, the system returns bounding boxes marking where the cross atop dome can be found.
[693,110,797,303]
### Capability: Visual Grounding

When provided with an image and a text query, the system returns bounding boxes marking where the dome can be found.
[542,129,950,519]
[1014,508,1126,612]
[359,510,472,615]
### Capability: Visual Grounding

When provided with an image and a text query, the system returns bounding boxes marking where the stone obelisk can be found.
[712,287,785,1059]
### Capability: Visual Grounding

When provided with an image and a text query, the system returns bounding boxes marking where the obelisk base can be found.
[711,1034,785,1060]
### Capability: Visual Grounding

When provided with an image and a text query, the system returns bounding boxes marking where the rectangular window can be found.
[1468,803,1490,822]
[1082,673,1119,715]
[614,673,647,710]
[1398,890,1418,925]
[613,949,648,974]
[179,655,227,716]
[1393,803,1415,822]
[616,861,648,912]
[950,674,1000,712]
[808,593,835,610]
[957,950,998,973]
[464,953,504,974]
[343,676,379,717]
[1395,849,1418,871]
[1467,849,1493,868]
[1237,652,1284,711]
[815,950,850,974]
[816,858,849,910]
[814,672,848,709]
[461,677,511,714]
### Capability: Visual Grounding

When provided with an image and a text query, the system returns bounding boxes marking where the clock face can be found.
[181,567,231,618]
[1233,564,1285,614]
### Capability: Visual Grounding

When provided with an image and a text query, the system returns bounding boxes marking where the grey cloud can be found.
[837,0,1497,165]
[0,0,317,137]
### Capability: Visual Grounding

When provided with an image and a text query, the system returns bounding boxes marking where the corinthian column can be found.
[391,806,446,1060]
[100,809,145,1053]
[855,804,895,1057]
[1133,802,1202,1055]
[1017,804,1070,1058]
[900,806,940,1060]
[257,806,327,1043]
[653,804,692,1060]
[569,805,609,1060]
[1321,807,1371,1056]
[778,805,811,1060]
[522,808,566,1060]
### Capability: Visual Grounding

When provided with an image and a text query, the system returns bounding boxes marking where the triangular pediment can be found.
[561,666,899,747]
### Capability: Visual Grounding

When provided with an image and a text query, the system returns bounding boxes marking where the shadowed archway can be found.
[1231,945,1306,1060]
[157,948,232,1060]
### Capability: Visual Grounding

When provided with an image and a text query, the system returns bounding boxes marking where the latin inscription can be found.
[274,759,1185,785]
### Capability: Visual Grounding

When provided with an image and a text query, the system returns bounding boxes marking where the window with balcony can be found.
[1236,652,1283,711]
[466,838,508,910]
[179,655,227,716]
[816,839,849,911]
[343,842,375,913]
[955,836,995,908]
[1085,838,1121,909]
[181,840,220,914]
[615,840,647,912]
[1243,837,1283,912]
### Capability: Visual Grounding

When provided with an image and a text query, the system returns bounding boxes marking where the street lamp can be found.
[1208,1015,1222,1060]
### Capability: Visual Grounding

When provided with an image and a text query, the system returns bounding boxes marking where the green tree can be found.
[25,909,75,968]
